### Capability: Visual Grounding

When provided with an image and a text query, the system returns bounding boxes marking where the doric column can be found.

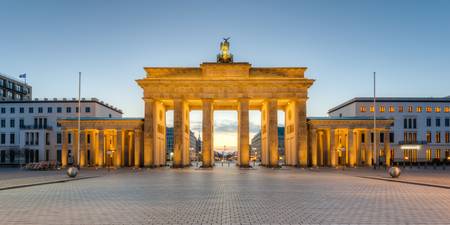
[173,99,190,168]
[143,99,155,167]
[318,130,324,166]
[238,98,250,167]
[80,130,86,167]
[134,129,142,167]
[384,130,391,166]
[348,129,356,167]
[296,99,308,167]
[98,130,105,167]
[330,128,336,167]
[201,99,214,168]
[116,129,123,167]
[61,129,68,167]
[267,99,279,167]
[311,128,318,167]
[364,129,371,166]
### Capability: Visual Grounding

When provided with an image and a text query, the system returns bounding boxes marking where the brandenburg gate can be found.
[137,38,313,168]
[59,39,394,169]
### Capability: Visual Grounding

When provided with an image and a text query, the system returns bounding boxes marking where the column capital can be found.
[143,98,155,103]
[201,98,214,102]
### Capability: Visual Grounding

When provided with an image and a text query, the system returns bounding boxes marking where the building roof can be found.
[61,117,142,121]
[308,116,391,121]
[0,97,123,114]
[0,72,32,88]
[328,97,450,113]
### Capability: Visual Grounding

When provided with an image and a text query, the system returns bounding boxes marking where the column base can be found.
[239,165,253,169]
[171,165,190,168]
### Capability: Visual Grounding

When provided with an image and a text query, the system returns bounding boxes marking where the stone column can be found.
[80,130,86,167]
[73,130,79,166]
[173,99,189,168]
[318,130,324,166]
[311,128,318,167]
[98,130,105,167]
[364,129,371,166]
[201,99,214,168]
[384,130,391,166]
[238,98,250,167]
[134,129,142,167]
[116,130,123,167]
[330,129,336,167]
[348,129,355,167]
[297,99,308,167]
[61,129,68,167]
[143,99,155,167]
[267,99,279,167]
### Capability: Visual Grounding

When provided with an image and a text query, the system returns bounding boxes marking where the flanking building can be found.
[0,73,32,101]
[251,127,284,162]
[329,97,450,163]
[0,98,122,165]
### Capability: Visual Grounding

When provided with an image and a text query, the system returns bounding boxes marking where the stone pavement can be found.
[0,167,449,225]
[319,166,450,188]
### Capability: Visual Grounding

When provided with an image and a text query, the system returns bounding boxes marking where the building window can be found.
[57,107,62,113]
[436,132,441,143]
[426,106,432,113]
[19,107,24,113]
[416,106,422,112]
[370,105,374,112]
[38,107,43,113]
[76,107,79,113]
[361,133,365,143]
[9,119,14,128]
[0,134,5,144]
[359,106,366,112]
[398,105,403,112]
[10,108,15,114]
[0,119,5,128]
[390,132,394,143]
[68,133,72,144]
[445,132,450,143]
[413,118,417,129]
[436,118,441,127]
[426,149,432,161]
[435,149,441,159]
[66,107,71,113]
[29,107,34,113]
[87,134,91,144]
[0,108,5,114]
[436,107,441,113]
[445,106,450,113]
[426,118,431,127]
[403,118,407,129]
[389,106,395,112]
[57,133,62,144]
[380,133,385,143]
[19,119,24,128]
[445,118,449,127]
[46,133,50,145]
[10,133,15,144]
[379,106,385,112]
[408,118,412,129]
[408,106,413,112]
[47,107,53,113]
[426,131,432,143]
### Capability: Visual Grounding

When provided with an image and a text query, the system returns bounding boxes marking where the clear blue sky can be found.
[1,0,449,150]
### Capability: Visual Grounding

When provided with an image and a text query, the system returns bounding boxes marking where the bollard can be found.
[66,166,78,178]
[388,166,401,178]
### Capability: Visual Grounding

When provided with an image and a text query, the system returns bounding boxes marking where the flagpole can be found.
[77,72,81,170]
[373,72,377,169]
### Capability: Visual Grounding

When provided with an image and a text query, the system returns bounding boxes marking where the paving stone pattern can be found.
[0,167,449,225]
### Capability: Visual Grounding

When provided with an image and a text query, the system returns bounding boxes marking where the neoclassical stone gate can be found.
[137,42,314,168]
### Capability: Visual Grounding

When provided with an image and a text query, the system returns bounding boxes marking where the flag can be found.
[19,73,26,78]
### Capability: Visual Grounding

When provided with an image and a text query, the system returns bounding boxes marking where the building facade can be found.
[0,73,32,101]
[0,98,122,165]
[329,97,450,163]
[165,127,201,161]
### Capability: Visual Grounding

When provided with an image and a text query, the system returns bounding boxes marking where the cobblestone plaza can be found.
[0,167,449,225]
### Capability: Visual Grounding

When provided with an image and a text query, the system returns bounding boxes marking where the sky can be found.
[1,0,449,151]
